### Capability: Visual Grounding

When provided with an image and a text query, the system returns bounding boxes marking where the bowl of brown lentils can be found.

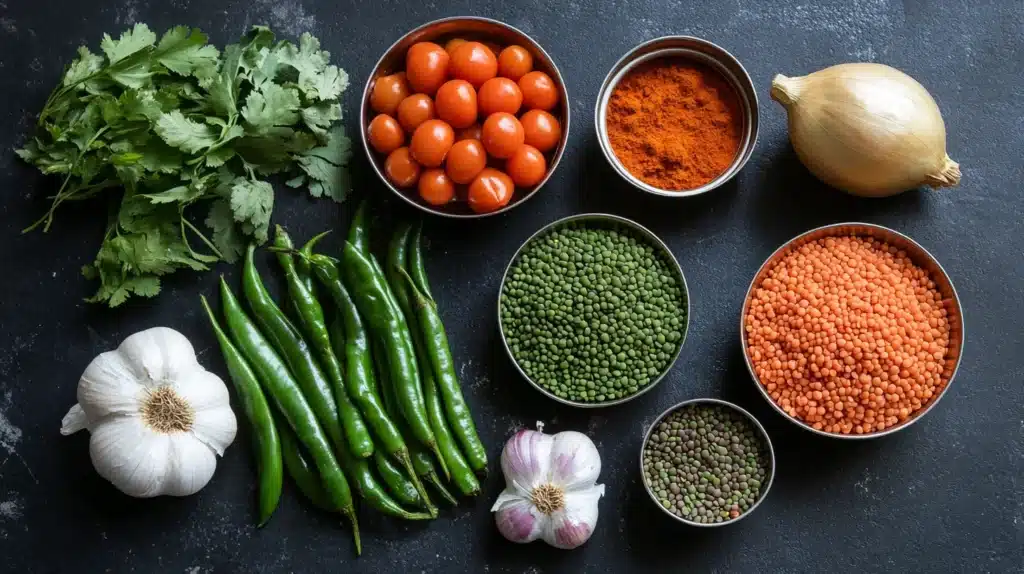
[640,398,775,526]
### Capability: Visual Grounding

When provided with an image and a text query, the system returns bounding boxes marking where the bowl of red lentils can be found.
[740,223,964,439]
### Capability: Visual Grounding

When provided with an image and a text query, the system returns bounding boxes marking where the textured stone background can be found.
[0,0,1021,572]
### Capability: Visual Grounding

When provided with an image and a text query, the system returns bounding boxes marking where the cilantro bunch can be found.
[17,24,352,306]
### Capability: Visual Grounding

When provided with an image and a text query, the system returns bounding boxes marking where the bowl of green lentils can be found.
[498,213,690,407]
[641,398,775,526]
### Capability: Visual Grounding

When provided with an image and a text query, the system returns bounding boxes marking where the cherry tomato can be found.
[418,168,456,206]
[506,144,547,187]
[434,80,478,129]
[444,38,467,55]
[406,42,449,96]
[468,168,514,214]
[457,123,483,141]
[384,147,421,188]
[445,139,487,184]
[481,112,525,159]
[367,114,405,154]
[409,119,455,167]
[519,109,561,153]
[497,46,533,81]
[518,71,558,111]
[449,41,498,88]
[396,94,435,133]
[478,77,523,116]
[370,73,410,115]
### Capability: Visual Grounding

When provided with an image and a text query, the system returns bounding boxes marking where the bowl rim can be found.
[497,213,691,408]
[594,35,760,198]
[639,397,776,527]
[739,222,966,439]
[360,16,571,219]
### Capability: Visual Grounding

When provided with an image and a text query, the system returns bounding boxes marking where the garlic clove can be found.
[172,369,231,412]
[548,431,601,491]
[493,492,545,544]
[118,327,201,385]
[163,433,218,496]
[541,484,604,549]
[79,351,148,420]
[501,429,554,490]
[190,406,238,457]
[89,416,172,498]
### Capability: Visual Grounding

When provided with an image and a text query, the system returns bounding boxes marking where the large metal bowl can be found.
[740,222,965,439]
[498,213,690,408]
[595,36,759,197]
[361,16,571,219]
[640,398,776,527]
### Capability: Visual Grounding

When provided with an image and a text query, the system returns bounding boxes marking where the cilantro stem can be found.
[23,126,110,233]
[182,216,224,260]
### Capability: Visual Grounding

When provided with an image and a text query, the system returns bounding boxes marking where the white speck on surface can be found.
[116,0,138,25]
[252,0,319,38]
[51,271,56,278]
[0,495,21,520]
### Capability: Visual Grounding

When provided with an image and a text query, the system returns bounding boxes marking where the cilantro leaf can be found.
[300,101,342,139]
[100,23,156,63]
[301,64,349,101]
[63,47,105,87]
[205,199,245,262]
[241,83,300,130]
[229,177,274,243]
[155,110,219,154]
[155,26,220,80]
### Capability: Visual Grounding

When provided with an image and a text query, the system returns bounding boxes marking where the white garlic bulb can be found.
[491,426,605,549]
[61,327,237,497]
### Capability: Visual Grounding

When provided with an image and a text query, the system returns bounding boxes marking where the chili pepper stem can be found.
[425,472,458,506]
[344,509,362,556]
[399,451,437,517]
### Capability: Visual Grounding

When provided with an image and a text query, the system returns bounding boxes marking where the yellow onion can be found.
[771,63,960,198]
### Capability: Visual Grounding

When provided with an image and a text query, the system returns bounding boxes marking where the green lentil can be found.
[642,403,771,524]
[499,221,688,403]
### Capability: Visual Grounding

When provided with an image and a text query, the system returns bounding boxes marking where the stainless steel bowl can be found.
[640,398,776,527]
[361,16,571,219]
[498,213,690,408]
[594,36,759,197]
[740,222,965,439]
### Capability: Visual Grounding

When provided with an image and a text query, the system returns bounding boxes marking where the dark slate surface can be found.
[1,0,1022,572]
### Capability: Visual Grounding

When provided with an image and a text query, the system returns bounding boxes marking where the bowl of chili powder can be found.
[595,36,759,196]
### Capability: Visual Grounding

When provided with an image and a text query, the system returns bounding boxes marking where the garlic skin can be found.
[61,327,237,498]
[771,63,960,198]
[492,427,605,549]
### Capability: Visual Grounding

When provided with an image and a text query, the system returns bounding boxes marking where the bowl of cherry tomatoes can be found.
[361,17,570,218]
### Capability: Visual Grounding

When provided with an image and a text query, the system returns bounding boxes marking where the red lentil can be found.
[744,236,953,434]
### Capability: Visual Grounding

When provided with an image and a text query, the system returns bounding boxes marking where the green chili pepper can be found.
[408,222,433,301]
[276,414,334,512]
[274,227,373,459]
[373,450,423,509]
[217,277,360,554]
[402,232,489,474]
[200,295,283,526]
[313,255,433,508]
[240,245,348,458]
[373,339,458,507]
[348,200,371,255]
[339,241,442,472]
[397,271,483,495]
[337,435,433,521]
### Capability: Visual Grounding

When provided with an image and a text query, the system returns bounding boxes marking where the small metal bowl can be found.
[497,213,690,408]
[740,222,965,439]
[640,398,776,527]
[361,16,571,219]
[594,36,759,197]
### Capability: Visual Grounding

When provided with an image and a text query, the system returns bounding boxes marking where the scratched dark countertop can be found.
[1,0,1022,572]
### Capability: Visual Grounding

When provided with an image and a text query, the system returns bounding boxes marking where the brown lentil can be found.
[744,236,953,434]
